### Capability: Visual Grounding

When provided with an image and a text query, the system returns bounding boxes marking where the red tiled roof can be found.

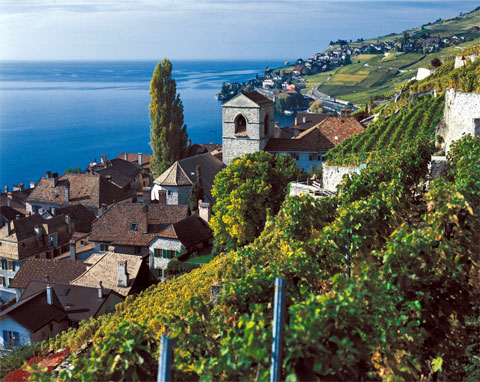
[265,116,365,153]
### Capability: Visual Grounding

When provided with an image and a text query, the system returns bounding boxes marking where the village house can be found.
[117,152,153,189]
[150,153,223,205]
[71,252,150,297]
[149,204,213,280]
[8,258,87,302]
[85,155,142,194]
[0,214,76,302]
[0,279,122,349]
[26,172,133,217]
[1,185,33,217]
[222,91,365,172]
[89,203,189,255]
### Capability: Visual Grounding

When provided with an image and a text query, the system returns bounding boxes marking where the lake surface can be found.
[0,60,289,188]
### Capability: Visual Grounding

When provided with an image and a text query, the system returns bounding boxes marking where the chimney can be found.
[97,281,103,299]
[187,139,192,147]
[117,260,129,287]
[51,207,56,216]
[143,187,151,205]
[198,201,211,223]
[34,225,43,245]
[46,285,53,305]
[65,186,70,203]
[106,175,112,181]
[13,184,24,191]
[4,186,8,193]
[303,116,307,124]
[294,117,298,125]
[5,221,10,237]
[65,214,72,234]
[124,152,128,161]
[157,190,167,205]
[138,153,143,166]
[341,108,351,117]
[69,239,77,260]
[46,171,52,179]
[7,193,12,207]
[52,173,58,187]
[100,154,106,163]
[30,181,36,189]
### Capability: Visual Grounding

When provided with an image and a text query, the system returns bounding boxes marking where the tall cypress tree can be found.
[149,59,188,177]
[189,165,204,212]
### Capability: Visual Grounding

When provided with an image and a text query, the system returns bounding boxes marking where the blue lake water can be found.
[0,60,289,188]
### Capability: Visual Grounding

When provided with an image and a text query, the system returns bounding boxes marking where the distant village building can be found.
[151,153,223,205]
[222,91,365,172]
[26,173,134,217]
[117,152,153,189]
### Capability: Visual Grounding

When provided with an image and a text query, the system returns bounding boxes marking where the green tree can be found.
[189,165,204,213]
[309,100,323,113]
[149,58,188,177]
[65,167,82,174]
[210,151,302,253]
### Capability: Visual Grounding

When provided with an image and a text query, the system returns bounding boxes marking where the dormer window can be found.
[130,222,138,231]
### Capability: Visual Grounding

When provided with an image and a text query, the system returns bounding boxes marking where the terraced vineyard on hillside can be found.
[326,94,445,165]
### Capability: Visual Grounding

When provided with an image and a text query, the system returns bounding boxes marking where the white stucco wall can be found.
[454,54,478,69]
[151,184,190,205]
[322,165,361,192]
[443,88,480,153]
[149,237,186,270]
[416,67,434,81]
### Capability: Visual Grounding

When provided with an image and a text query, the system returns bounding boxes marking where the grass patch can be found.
[330,73,369,85]
[185,253,214,264]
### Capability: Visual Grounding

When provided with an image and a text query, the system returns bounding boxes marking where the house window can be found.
[130,222,138,232]
[0,277,5,287]
[1,259,6,270]
[154,248,160,257]
[7,260,15,271]
[2,330,20,348]
[308,153,322,161]
[161,249,178,259]
[288,152,299,160]
[234,114,247,135]
[7,278,13,286]
[99,244,109,252]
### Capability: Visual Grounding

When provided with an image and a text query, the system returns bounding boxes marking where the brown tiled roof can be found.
[94,158,142,189]
[117,153,152,165]
[1,206,24,221]
[9,258,87,289]
[154,163,192,187]
[185,143,222,158]
[20,280,116,322]
[291,113,329,131]
[27,174,131,209]
[89,203,189,247]
[0,289,67,332]
[71,252,144,296]
[0,214,73,261]
[153,153,224,203]
[0,189,31,214]
[158,215,212,250]
[241,91,274,106]
[56,205,96,233]
[265,116,365,153]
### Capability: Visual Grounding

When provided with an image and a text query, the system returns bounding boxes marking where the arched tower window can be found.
[264,114,269,136]
[235,114,247,135]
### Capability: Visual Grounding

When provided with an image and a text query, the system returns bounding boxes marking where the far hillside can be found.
[273,7,480,105]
